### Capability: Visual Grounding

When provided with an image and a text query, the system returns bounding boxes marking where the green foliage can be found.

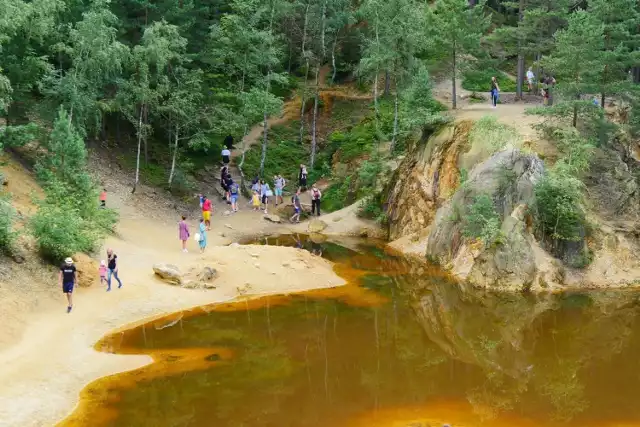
[468,115,520,154]
[31,109,117,262]
[321,177,352,212]
[358,194,388,225]
[462,194,502,247]
[533,169,585,242]
[461,68,517,93]
[0,196,16,255]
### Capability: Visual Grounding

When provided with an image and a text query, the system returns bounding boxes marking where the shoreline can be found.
[0,241,345,427]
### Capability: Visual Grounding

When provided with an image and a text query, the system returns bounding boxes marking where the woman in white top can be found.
[221,148,231,165]
[526,67,535,91]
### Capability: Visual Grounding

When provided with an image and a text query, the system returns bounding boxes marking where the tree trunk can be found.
[310,67,320,168]
[331,35,338,84]
[451,46,457,110]
[390,91,399,152]
[515,0,525,99]
[260,112,268,176]
[143,104,149,165]
[132,105,143,194]
[572,103,578,128]
[168,124,179,187]
[298,4,311,144]
[600,92,605,108]
[384,70,390,96]
[373,69,379,127]
[239,124,249,169]
[534,52,542,93]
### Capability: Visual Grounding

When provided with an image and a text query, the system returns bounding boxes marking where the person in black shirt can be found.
[59,257,77,313]
[106,248,123,291]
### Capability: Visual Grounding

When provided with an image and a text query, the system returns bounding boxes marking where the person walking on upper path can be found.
[224,135,234,150]
[260,179,272,214]
[526,67,535,92]
[202,195,212,230]
[311,183,322,216]
[290,188,302,223]
[106,248,123,290]
[179,216,190,253]
[490,76,500,108]
[198,218,207,253]
[274,174,286,206]
[60,257,77,313]
[221,147,231,165]
[299,164,308,191]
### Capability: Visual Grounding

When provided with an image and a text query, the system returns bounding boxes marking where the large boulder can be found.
[153,263,182,285]
[307,219,328,233]
[426,149,546,291]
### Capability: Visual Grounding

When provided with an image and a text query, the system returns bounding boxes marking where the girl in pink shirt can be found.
[99,260,108,287]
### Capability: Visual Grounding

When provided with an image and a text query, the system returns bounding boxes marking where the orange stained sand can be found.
[58,346,233,427]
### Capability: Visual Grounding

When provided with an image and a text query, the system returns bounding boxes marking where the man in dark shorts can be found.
[107,248,123,291]
[59,257,77,313]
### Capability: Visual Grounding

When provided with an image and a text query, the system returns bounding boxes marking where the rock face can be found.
[307,219,328,233]
[73,252,100,287]
[387,122,472,240]
[426,149,545,291]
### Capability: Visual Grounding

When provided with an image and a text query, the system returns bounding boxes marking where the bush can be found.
[462,68,517,93]
[533,171,585,242]
[31,204,94,262]
[358,194,388,225]
[462,194,502,247]
[0,196,16,254]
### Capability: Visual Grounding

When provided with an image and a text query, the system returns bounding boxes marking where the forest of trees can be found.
[0,0,639,261]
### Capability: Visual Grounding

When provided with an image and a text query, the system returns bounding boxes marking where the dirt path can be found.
[0,156,349,427]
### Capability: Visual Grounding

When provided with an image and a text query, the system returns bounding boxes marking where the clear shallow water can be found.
[62,235,640,427]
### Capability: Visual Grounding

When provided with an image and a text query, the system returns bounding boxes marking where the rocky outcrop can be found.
[426,149,546,291]
[73,253,100,288]
[153,263,182,285]
[387,122,472,240]
[152,264,217,289]
[308,219,328,233]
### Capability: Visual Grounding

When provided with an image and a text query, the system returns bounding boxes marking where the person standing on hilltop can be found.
[178,216,190,253]
[490,76,500,108]
[526,67,535,92]
[106,248,123,290]
[299,164,308,190]
[202,195,212,230]
[60,257,76,313]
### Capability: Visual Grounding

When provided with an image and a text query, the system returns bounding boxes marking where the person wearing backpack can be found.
[229,179,240,212]
[311,183,322,216]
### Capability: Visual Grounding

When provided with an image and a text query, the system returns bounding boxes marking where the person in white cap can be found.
[59,257,77,313]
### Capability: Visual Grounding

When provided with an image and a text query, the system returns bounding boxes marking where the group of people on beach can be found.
[60,248,122,313]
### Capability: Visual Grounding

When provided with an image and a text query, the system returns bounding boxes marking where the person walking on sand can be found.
[490,76,500,108]
[179,216,190,253]
[274,174,286,206]
[251,190,260,211]
[106,248,123,290]
[299,164,308,190]
[60,257,77,313]
[290,187,302,223]
[526,67,535,92]
[202,195,212,230]
[99,188,107,208]
[198,218,207,253]
[311,183,322,216]
[260,179,272,214]
[229,179,240,212]
[99,260,108,288]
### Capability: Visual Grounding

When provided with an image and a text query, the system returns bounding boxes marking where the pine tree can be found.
[543,10,605,127]
[426,0,490,109]
[589,0,640,107]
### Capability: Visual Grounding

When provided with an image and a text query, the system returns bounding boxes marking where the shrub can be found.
[31,204,94,262]
[0,196,16,254]
[321,177,352,212]
[358,194,388,225]
[462,68,517,93]
[462,194,502,247]
[533,171,585,242]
